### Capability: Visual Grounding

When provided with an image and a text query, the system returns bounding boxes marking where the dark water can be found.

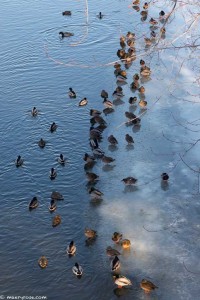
[1,0,200,299]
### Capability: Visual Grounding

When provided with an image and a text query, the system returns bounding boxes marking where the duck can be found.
[122,177,137,185]
[113,275,132,288]
[129,97,137,105]
[31,107,38,117]
[15,155,23,167]
[126,31,135,40]
[84,228,97,239]
[120,38,126,48]
[84,161,96,170]
[140,279,158,294]
[112,86,124,98]
[38,138,46,148]
[84,153,95,163]
[144,37,152,46]
[90,127,102,140]
[111,256,120,272]
[112,232,123,243]
[52,215,61,227]
[106,246,121,257]
[97,12,103,19]
[89,187,104,199]
[79,97,88,106]
[103,107,115,116]
[49,168,57,180]
[114,62,121,69]
[143,2,149,9]
[101,90,108,99]
[38,256,48,269]
[140,10,148,17]
[58,154,66,165]
[59,31,74,38]
[62,11,71,16]
[68,87,76,98]
[116,72,127,83]
[161,172,169,181]
[117,49,126,59]
[29,196,39,210]
[102,155,115,164]
[149,18,158,25]
[92,147,105,157]
[90,138,99,150]
[131,81,139,90]
[50,122,57,132]
[49,199,57,212]
[95,124,107,133]
[86,172,99,182]
[72,263,83,277]
[108,135,118,145]
[127,39,135,47]
[160,27,166,34]
[139,100,147,108]
[151,31,156,38]
[125,111,136,120]
[125,134,134,144]
[51,191,64,200]
[159,10,165,20]
[121,239,131,249]
[138,86,145,93]
[103,98,113,108]
[67,241,76,256]
[140,67,151,77]
[140,59,146,67]
[90,115,107,126]
[90,109,102,117]
[132,0,140,4]
[129,117,141,126]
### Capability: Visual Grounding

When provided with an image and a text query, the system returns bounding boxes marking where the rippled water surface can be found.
[1,0,200,299]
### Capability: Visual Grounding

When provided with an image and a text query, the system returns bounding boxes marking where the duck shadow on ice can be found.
[123,185,139,193]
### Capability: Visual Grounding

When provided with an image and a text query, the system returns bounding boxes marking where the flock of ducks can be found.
[14,1,171,296]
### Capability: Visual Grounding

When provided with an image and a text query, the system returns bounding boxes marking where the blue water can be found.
[1,0,200,299]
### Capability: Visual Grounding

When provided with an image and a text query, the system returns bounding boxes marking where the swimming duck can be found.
[149,18,158,25]
[122,177,137,185]
[106,246,121,257]
[114,62,121,69]
[103,98,113,108]
[98,12,103,19]
[84,153,95,163]
[108,135,118,145]
[133,73,140,81]
[49,168,57,180]
[15,155,23,167]
[38,256,48,269]
[111,256,120,272]
[121,239,131,249]
[117,49,126,59]
[140,279,158,294]
[92,147,105,157]
[38,138,46,148]
[89,187,104,199]
[59,31,74,38]
[52,215,61,227]
[49,199,57,212]
[29,196,39,210]
[116,72,127,83]
[159,10,165,20]
[103,107,115,116]
[101,90,108,99]
[140,10,148,17]
[129,97,137,105]
[51,191,64,200]
[125,134,134,144]
[112,86,124,98]
[120,38,126,48]
[31,107,38,117]
[160,27,166,34]
[139,100,147,108]
[67,240,76,256]
[84,228,97,239]
[102,155,115,164]
[72,263,83,277]
[58,154,66,165]
[126,39,135,48]
[62,11,71,16]
[112,232,123,243]
[132,0,140,5]
[131,81,139,90]
[113,275,132,288]
[126,31,135,40]
[68,87,76,98]
[90,109,102,117]
[50,122,57,132]
[79,97,88,106]
[138,86,145,93]
[140,66,151,77]
[84,161,96,170]
[125,111,136,120]
[86,172,99,182]
[143,2,149,9]
[161,172,169,181]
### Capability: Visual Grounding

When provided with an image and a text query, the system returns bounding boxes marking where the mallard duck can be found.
[62,11,71,16]
[129,97,137,105]
[130,117,141,126]
[121,239,131,249]
[90,115,107,126]
[143,2,149,9]
[132,5,140,12]
[140,279,158,293]
[102,155,115,164]
[103,107,115,116]
[84,161,95,170]
[139,100,147,108]
[120,38,126,48]
[138,86,145,93]
[84,228,97,239]
[112,232,123,243]
[72,263,83,277]
[97,12,103,19]
[112,86,124,98]
[58,154,66,165]
[161,172,169,181]
[52,215,61,227]
[125,134,134,144]
[90,126,102,140]
[160,27,166,34]
[117,49,126,59]
[51,191,64,200]
[106,246,121,257]
[50,122,57,132]
[125,111,136,120]
[67,240,76,255]
[86,172,99,182]
[108,135,118,145]
[114,62,121,69]
[140,10,148,17]
[38,138,46,148]
[159,10,165,19]
[59,31,74,38]
[83,153,95,163]
[131,81,139,90]
[151,31,156,38]
[49,168,57,180]
[68,87,76,98]
[101,90,108,99]
[126,31,135,40]
[132,0,140,4]
[31,107,38,117]
[144,37,152,46]
[49,199,56,212]
[111,256,120,272]
[140,67,151,77]
[133,73,140,81]
[90,138,99,150]
[140,59,146,67]
[116,72,127,83]
[122,177,137,185]
[149,18,158,25]
[29,196,39,210]
[113,275,132,288]
[79,97,88,106]
[127,39,135,47]
[89,187,104,199]
[38,256,48,269]
[15,155,23,167]
[103,98,113,108]
[92,147,105,157]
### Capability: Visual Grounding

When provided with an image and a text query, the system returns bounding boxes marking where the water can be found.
[1,0,200,299]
